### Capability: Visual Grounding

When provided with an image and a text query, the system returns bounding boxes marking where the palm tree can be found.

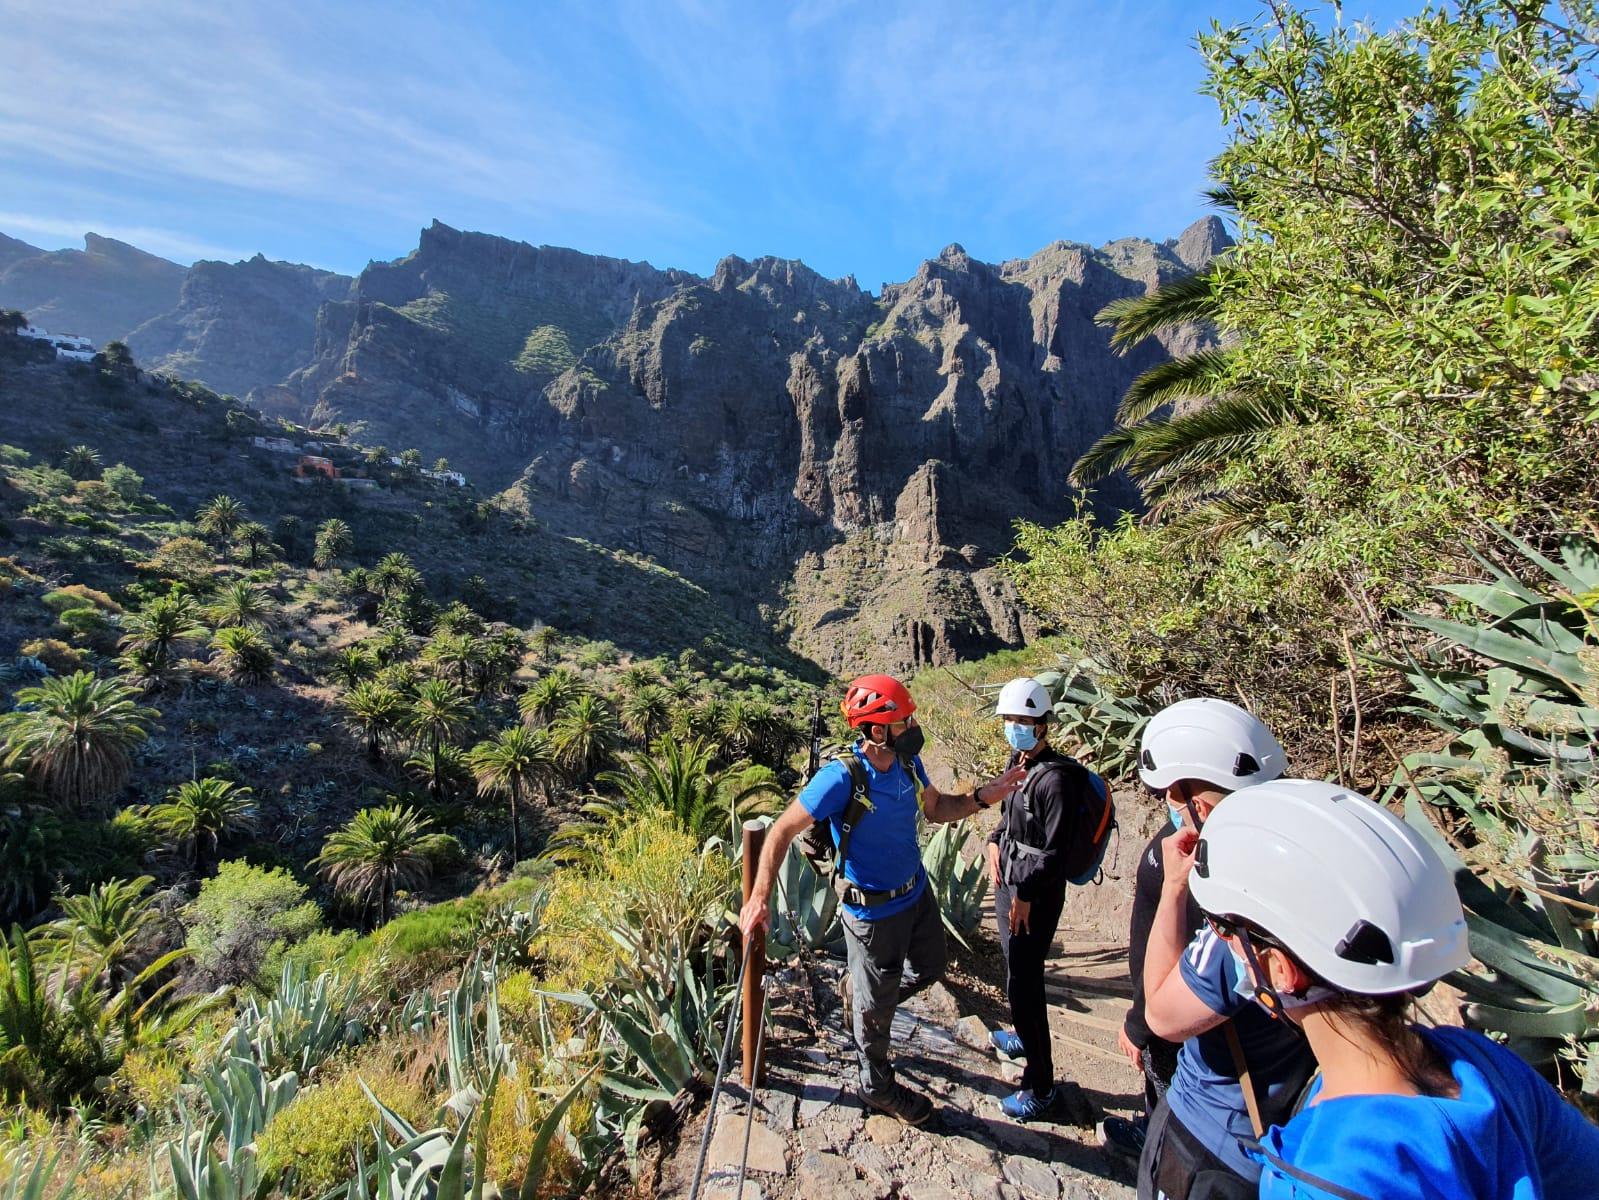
[472,630,523,699]
[60,445,102,480]
[206,580,279,629]
[314,805,433,926]
[546,739,782,861]
[403,679,471,798]
[620,684,672,743]
[468,725,553,864]
[422,631,475,689]
[233,521,276,566]
[312,518,353,568]
[517,669,584,728]
[118,592,207,686]
[148,777,256,875]
[342,680,404,762]
[548,692,621,779]
[210,626,273,684]
[526,625,559,663]
[1073,242,1308,533]
[329,644,377,689]
[39,876,160,981]
[196,494,245,541]
[371,551,422,598]
[619,662,660,691]
[0,672,156,812]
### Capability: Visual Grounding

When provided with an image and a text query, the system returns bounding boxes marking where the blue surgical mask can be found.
[1229,945,1255,998]
[1168,803,1185,829]
[1004,721,1038,752]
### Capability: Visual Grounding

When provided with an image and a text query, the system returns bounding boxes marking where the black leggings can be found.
[994,881,1067,1094]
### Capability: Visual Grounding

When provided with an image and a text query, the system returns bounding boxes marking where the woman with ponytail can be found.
[1183,779,1599,1199]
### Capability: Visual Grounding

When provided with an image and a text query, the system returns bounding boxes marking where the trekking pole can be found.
[740,818,768,1088]
[686,937,755,1200]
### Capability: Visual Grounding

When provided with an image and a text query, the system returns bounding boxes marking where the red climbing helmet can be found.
[841,674,916,728]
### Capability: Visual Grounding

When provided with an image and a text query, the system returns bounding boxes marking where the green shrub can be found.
[18,639,85,674]
[255,1068,428,1196]
[40,584,120,613]
[101,463,144,504]
[183,860,323,986]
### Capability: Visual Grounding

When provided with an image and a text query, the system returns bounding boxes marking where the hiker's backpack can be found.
[795,753,873,880]
[1010,758,1117,886]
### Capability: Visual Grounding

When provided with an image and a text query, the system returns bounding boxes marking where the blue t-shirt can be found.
[1166,926,1314,1180]
[799,748,929,921]
[1257,1025,1599,1200]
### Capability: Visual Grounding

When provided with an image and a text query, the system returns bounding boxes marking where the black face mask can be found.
[886,723,925,762]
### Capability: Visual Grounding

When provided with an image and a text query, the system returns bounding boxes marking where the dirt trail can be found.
[650,793,1163,1200]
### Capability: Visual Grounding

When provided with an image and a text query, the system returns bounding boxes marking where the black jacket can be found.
[1123,824,1200,1052]
[986,747,1086,903]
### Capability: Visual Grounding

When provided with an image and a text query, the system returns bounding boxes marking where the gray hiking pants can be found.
[840,882,947,1098]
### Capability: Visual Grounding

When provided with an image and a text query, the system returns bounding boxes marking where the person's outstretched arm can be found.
[737,797,817,938]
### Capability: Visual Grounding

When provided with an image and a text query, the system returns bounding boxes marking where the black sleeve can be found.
[1123,830,1168,1048]
[1010,767,1075,902]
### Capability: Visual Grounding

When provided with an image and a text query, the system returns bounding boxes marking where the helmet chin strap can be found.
[1238,930,1332,1029]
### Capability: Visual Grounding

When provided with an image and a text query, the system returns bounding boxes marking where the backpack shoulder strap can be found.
[1223,1021,1266,1138]
[833,752,871,868]
[1234,1134,1377,1200]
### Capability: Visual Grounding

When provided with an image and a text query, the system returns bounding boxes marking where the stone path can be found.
[655,942,1140,1200]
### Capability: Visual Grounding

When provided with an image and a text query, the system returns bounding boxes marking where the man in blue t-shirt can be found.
[740,674,1024,1126]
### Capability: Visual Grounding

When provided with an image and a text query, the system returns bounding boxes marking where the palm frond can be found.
[1094,270,1218,349]
[1116,348,1237,425]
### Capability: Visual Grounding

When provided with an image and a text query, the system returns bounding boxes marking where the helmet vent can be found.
[1141,748,1156,771]
[1334,919,1394,965]
[1232,752,1261,777]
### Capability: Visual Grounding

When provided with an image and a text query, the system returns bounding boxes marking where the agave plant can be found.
[921,821,991,948]
[1389,528,1599,1090]
[0,1147,83,1200]
[224,962,364,1076]
[766,842,841,960]
[1037,660,1157,779]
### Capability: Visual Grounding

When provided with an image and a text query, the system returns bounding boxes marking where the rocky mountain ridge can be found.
[0,216,1229,672]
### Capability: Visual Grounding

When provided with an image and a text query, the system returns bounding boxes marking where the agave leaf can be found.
[1466,915,1587,1005]
[1464,1000,1592,1039]
[1403,611,1591,693]
[1439,582,1539,619]
[519,1063,598,1200]
[1493,523,1595,596]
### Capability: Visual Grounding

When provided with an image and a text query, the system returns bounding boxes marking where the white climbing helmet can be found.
[1189,780,1470,994]
[1137,697,1285,791]
[994,677,1052,720]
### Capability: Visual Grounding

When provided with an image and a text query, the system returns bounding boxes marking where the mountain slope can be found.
[0,232,44,272]
[127,254,354,399]
[0,233,185,343]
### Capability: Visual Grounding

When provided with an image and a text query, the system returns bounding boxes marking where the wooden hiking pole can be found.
[740,818,767,1087]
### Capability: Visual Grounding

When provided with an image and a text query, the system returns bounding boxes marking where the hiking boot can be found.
[861,1081,934,1126]
[1000,1086,1058,1123]
[838,970,854,1031]
[1098,1114,1146,1161]
[990,1029,1026,1060]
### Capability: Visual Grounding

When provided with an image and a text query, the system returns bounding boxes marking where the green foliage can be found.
[313,518,353,569]
[207,580,279,630]
[469,725,554,865]
[210,625,274,685]
[227,963,365,1077]
[143,536,215,588]
[196,494,245,541]
[183,860,323,987]
[255,1070,424,1197]
[513,324,579,377]
[119,591,208,687]
[58,445,101,481]
[343,680,405,763]
[547,693,620,779]
[148,777,257,874]
[100,463,144,504]
[0,671,157,812]
[1390,529,1599,1086]
[315,806,434,926]
[921,822,990,948]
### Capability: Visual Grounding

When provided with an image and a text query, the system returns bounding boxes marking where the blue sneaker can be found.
[990,1029,1027,1060]
[1000,1086,1058,1122]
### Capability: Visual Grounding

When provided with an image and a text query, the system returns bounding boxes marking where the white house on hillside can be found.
[18,324,95,361]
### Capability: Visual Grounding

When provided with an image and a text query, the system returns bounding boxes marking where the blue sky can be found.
[0,0,1414,288]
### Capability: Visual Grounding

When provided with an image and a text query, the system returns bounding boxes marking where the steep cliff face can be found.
[0,234,185,345]
[276,221,690,478]
[518,218,1228,672]
[126,255,353,399]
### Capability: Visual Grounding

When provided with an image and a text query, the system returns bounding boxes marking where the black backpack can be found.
[1008,758,1117,886]
[795,753,873,880]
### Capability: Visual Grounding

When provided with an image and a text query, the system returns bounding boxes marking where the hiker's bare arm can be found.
[1143,826,1226,1040]
[921,763,1027,824]
[737,799,814,937]
[1146,960,1227,1041]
